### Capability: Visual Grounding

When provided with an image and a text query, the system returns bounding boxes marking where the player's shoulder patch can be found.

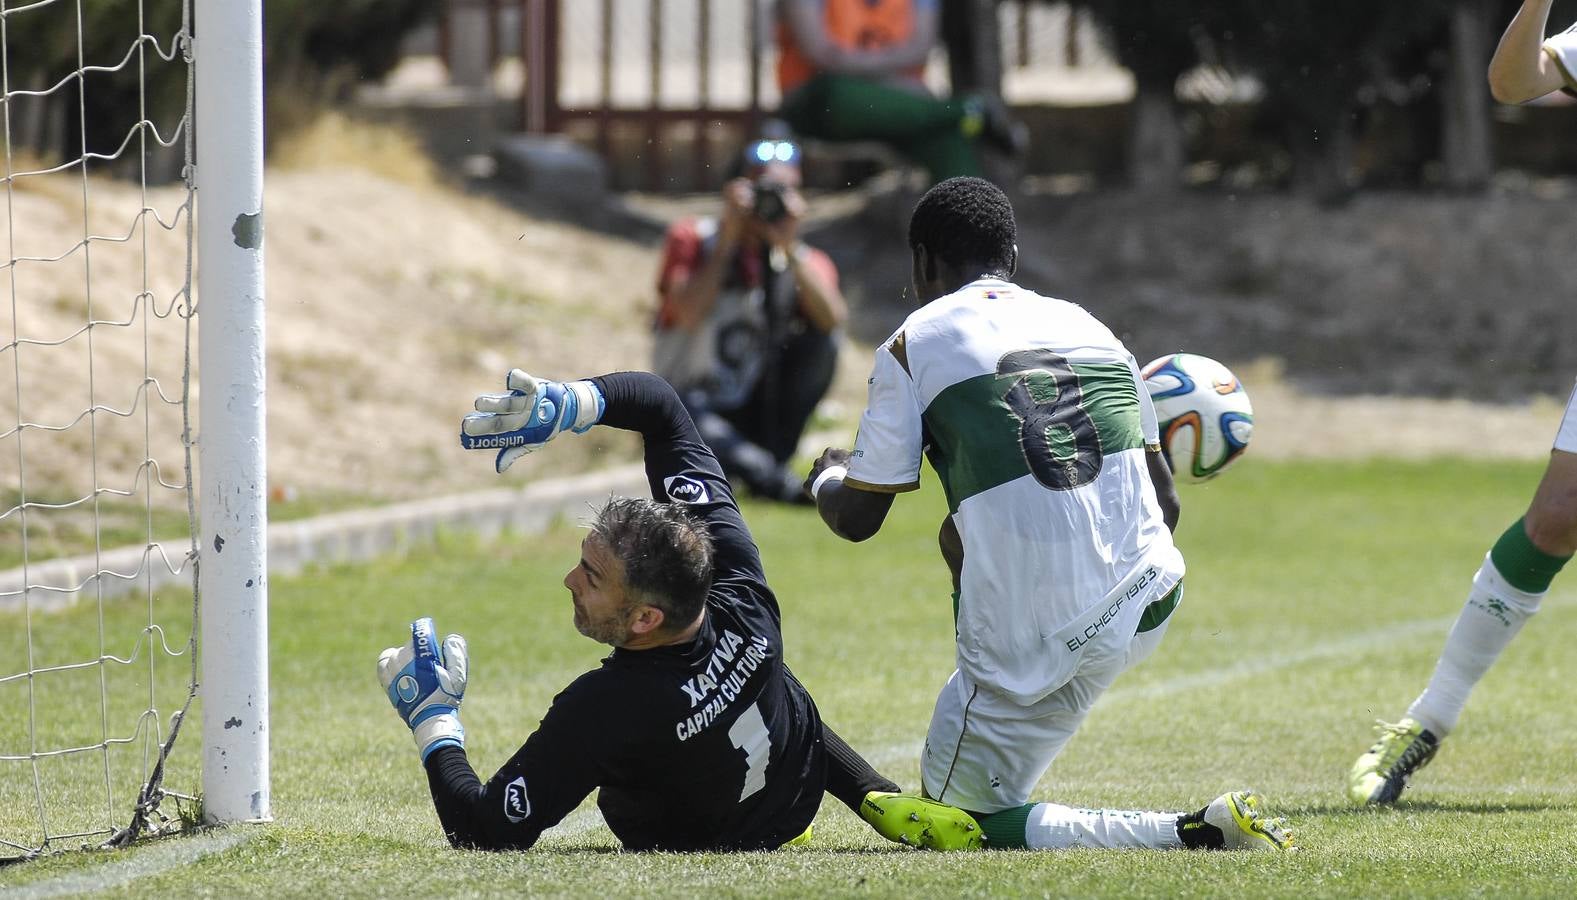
[664,474,711,504]
[884,330,911,376]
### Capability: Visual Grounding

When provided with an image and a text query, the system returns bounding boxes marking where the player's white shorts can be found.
[920,586,1181,814]
[1557,380,1577,454]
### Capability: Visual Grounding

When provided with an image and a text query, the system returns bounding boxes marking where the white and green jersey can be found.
[1545,22,1577,93]
[846,278,1185,704]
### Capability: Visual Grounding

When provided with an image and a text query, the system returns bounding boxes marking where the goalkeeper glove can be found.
[459,369,606,472]
[377,617,468,761]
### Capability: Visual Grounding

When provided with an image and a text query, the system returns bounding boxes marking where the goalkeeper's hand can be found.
[459,369,606,472]
[377,617,468,762]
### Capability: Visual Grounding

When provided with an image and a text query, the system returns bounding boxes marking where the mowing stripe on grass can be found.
[352,598,1577,852]
[1101,613,1457,705]
[1109,589,1573,706]
[1,828,254,900]
[847,613,1455,768]
[853,594,1576,771]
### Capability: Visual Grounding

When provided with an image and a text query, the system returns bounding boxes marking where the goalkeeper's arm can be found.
[461,369,709,476]
[422,705,602,852]
[379,619,600,851]
[423,746,535,851]
[463,368,771,596]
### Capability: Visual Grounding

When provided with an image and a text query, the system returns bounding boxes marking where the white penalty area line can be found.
[1,828,255,900]
[854,614,1459,770]
[1108,587,1577,707]
[1101,614,1459,706]
[533,617,1476,838]
[443,592,1577,846]
[859,592,1577,769]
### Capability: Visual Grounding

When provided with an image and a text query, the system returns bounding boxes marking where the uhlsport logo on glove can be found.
[664,475,710,504]
[396,675,420,703]
[504,776,531,823]
[464,433,531,449]
[462,396,558,449]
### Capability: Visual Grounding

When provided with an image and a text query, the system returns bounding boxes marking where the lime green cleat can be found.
[1199,791,1295,851]
[1348,717,1441,805]
[782,824,814,847]
[859,792,984,851]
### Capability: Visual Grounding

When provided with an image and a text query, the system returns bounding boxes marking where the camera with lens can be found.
[752,180,791,224]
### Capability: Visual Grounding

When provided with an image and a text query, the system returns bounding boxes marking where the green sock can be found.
[1490,517,1572,594]
[976,804,1034,849]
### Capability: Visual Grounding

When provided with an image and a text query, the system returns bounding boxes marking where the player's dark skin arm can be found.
[806,250,1015,545]
[939,515,963,593]
[812,445,1180,543]
[806,448,893,543]
[1147,447,1181,532]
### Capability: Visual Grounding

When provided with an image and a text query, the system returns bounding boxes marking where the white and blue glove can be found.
[459,369,606,473]
[377,617,468,762]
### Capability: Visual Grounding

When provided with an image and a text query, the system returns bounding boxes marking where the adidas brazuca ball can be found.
[1141,353,1253,483]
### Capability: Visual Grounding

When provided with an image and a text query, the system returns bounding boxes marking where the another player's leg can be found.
[923,609,1289,851]
[927,671,1292,851]
[924,592,1290,851]
[819,718,982,851]
[1350,445,1577,805]
[969,789,1293,852]
[1178,791,1296,851]
[858,792,983,851]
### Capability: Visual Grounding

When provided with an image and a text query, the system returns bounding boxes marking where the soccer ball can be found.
[1141,353,1253,483]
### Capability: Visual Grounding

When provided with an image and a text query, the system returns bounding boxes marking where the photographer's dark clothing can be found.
[654,217,838,412]
[654,218,840,498]
[695,326,836,467]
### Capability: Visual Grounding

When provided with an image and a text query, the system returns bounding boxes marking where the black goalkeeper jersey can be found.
[423,372,826,852]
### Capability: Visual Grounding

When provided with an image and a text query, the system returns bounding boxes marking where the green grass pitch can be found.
[4,458,1577,897]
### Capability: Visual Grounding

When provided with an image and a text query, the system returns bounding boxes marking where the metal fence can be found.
[426,0,1115,187]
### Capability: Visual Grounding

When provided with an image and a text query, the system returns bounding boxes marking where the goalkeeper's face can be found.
[563,534,646,647]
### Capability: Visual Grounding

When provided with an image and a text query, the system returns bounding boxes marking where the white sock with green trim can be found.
[1407,555,1542,736]
[1021,803,1183,850]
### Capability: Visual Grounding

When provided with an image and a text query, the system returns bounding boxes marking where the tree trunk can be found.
[1289,108,1359,205]
[943,0,1003,96]
[1440,0,1493,190]
[1128,78,1183,190]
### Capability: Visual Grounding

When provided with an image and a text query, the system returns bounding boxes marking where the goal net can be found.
[0,0,267,862]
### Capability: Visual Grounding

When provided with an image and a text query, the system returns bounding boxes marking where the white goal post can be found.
[194,0,269,827]
[0,0,267,859]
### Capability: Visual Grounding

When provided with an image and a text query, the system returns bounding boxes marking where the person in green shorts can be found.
[774,0,1024,184]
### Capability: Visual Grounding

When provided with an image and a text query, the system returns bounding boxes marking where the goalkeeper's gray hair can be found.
[591,496,715,629]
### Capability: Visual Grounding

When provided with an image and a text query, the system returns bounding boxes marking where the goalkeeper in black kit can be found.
[376,369,980,851]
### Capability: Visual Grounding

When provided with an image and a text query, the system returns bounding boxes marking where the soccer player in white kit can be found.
[806,176,1292,851]
[1346,0,1577,804]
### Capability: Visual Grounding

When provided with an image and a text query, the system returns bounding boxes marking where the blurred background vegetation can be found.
[3,0,434,178]
[7,0,1576,198]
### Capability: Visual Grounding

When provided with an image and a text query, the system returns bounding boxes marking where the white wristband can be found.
[414,713,465,760]
[565,380,605,433]
[810,465,848,501]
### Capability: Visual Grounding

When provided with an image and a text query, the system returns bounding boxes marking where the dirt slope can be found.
[1,168,1564,522]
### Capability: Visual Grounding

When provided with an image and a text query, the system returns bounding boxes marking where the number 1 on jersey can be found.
[727,702,771,801]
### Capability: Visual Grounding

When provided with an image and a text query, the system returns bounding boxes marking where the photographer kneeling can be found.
[653,130,847,503]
